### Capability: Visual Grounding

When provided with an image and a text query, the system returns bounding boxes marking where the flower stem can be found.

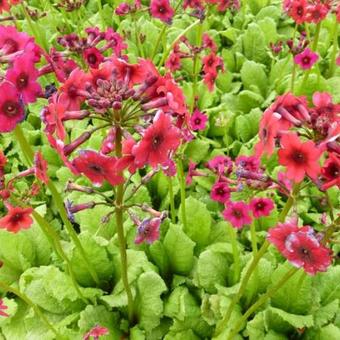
[290,62,296,93]
[214,185,299,336]
[0,281,63,339]
[114,123,135,323]
[228,225,240,285]
[299,22,321,91]
[151,25,167,61]
[177,159,187,229]
[226,267,298,339]
[13,126,100,286]
[32,211,88,303]
[328,14,339,78]
[168,176,176,223]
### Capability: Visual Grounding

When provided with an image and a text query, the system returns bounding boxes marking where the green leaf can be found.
[242,23,269,64]
[194,245,229,293]
[69,231,113,286]
[257,18,278,45]
[248,0,270,14]
[314,266,340,305]
[0,230,35,273]
[136,271,167,332]
[19,266,101,314]
[78,305,121,339]
[236,91,264,113]
[164,330,200,340]
[270,264,313,314]
[314,299,339,327]
[267,306,314,328]
[179,197,211,248]
[185,139,210,163]
[163,224,195,275]
[235,109,262,142]
[149,241,170,277]
[240,60,268,97]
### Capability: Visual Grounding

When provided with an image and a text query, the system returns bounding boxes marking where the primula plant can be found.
[0,0,339,339]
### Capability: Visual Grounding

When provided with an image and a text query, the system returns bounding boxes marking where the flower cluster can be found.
[255,92,339,188]
[268,221,332,275]
[166,34,224,92]
[283,0,332,24]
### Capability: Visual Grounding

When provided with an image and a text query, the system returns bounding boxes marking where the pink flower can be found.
[267,222,300,253]
[34,151,49,184]
[83,325,109,340]
[235,156,260,172]
[294,48,319,70]
[0,299,9,317]
[135,218,161,244]
[6,53,42,104]
[150,0,175,24]
[0,26,33,55]
[165,52,181,72]
[0,81,25,133]
[132,111,181,168]
[210,181,230,203]
[0,204,33,233]
[190,109,208,131]
[207,155,233,176]
[72,150,124,187]
[250,197,275,218]
[222,201,252,229]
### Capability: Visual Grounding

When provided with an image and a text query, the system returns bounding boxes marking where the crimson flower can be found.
[150,0,175,24]
[321,153,340,190]
[0,81,25,133]
[135,218,161,244]
[278,133,321,182]
[267,222,299,253]
[0,26,33,55]
[250,197,275,218]
[207,155,233,176]
[0,0,10,13]
[165,52,181,72]
[0,205,33,233]
[72,150,124,187]
[210,181,230,203]
[34,151,49,184]
[115,138,141,174]
[0,299,9,318]
[288,0,307,24]
[284,229,332,275]
[190,109,208,131]
[305,3,329,24]
[6,52,42,104]
[132,111,181,168]
[83,325,109,340]
[222,201,252,229]
[294,48,319,70]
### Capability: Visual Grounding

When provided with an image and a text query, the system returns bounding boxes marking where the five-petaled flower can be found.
[222,201,252,229]
[0,204,33,233]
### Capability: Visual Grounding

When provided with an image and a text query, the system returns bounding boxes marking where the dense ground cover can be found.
[0,0,339,339]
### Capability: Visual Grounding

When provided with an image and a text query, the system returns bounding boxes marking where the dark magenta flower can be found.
[210,181,230,203]
[250,197,275,218]
[294,48,319,70]
[222,201,252,229]
[83,47,104,69]
[190,109,208,131]
[0,81,25,133]
[321,153,340,190]
[150,0,175,24]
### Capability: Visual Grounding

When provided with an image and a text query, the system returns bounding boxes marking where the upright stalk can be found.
[328,15,339,78]
[177,159,187,229]
[227,267,298,339]
[14,126,100,285]
[0,281,63,339]
[214,185,299,336]
[168,176,176,223]
[229,225,241,285]
[114,121,134,323]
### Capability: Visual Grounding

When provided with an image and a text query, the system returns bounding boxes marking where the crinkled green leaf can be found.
[241,60,268,97]
[236,91,264,113]
[163,224,195,275]
[179,197,211,248]
[68,231,113,286]
[314,299,339,328]
[136,271,167,332]
[267,306,314,328]
[19,266,102,314]
[235,108,262,141]
[314,266,340,305]
[185,139,210,163]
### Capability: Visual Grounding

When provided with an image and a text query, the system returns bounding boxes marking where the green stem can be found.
[214,185,299,336]
[158,19,200,67]
[299,22,322,91]
[168,177,176,224]
[0,281,63,339]
[151,25,167,61]
[132,13,144,58]
[328,15,339,78]
[228,225,240,285]
[290,62,296,93]
[13,126,100,286]
[32,211,88,303]
[227,267,298,340]
[96,0,105,28]
[114,123,135,323]
[177,159,187,229]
